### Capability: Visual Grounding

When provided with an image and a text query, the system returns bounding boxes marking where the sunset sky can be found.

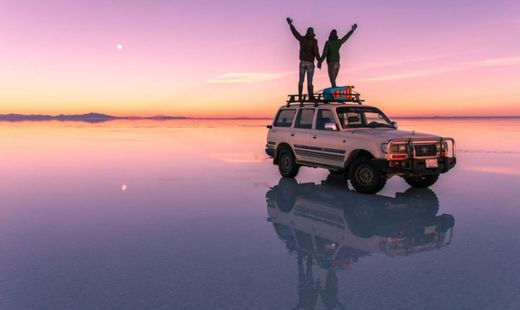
[1,0,519,117]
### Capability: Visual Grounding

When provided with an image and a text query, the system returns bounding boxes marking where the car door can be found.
[291,108,317,163]
[307,109,346,168]
[269,108,297,148]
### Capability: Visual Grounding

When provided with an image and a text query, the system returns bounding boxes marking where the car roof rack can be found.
[286,88,364,107]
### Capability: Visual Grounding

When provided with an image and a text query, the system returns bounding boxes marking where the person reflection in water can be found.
[295,254,320,309]
[287,17,321,100]
[266,174,455,309]
[318,24,358,87]
[320,269,345,310]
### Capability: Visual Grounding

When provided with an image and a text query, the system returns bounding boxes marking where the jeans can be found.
[327,61,340,87]
[298,61,315,91]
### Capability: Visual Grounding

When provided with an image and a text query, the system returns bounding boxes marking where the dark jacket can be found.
[320,29,354,63]
[290,25,320,63]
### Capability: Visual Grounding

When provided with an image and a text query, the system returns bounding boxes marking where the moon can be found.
[116,43,124,51]
[121,184,128,192]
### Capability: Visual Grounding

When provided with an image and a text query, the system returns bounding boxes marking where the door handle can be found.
[290,133,295,136]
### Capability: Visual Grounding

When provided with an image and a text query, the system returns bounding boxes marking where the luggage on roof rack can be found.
[323,86,354,101]
[286,85,364,107]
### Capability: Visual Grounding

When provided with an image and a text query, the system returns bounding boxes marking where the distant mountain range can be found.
[1,113,518,123]
[0,113,187,123]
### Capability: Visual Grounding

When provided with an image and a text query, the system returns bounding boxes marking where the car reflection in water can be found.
[265,174,455,309]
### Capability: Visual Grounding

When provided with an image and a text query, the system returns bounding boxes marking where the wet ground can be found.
[1,119,519,309]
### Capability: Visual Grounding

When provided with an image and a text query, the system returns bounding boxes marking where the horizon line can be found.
[1,112,520,122]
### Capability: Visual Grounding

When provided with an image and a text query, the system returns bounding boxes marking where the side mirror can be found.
[391,121,398,129]
[324,122,338,131]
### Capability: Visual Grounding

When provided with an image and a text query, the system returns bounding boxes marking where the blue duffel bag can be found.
[323,86,354,101]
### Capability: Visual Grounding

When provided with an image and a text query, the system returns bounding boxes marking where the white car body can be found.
[265,102,456,193]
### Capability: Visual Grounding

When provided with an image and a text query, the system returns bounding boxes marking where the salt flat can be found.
[0,119,519,310]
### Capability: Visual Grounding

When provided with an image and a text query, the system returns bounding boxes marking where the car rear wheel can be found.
[404,174,439,188]
[278,148,300,178]
[349,157,386,194]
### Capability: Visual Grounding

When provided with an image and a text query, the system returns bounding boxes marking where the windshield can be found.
[336,107,393,129]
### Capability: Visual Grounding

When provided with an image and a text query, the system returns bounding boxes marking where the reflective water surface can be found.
[1,119,519,309]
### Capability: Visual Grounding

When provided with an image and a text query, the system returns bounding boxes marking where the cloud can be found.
[359,56,520,82]
[210,56,520,84]
[351,54,457,72]
[466,56,520,67]
[209,71,295,84]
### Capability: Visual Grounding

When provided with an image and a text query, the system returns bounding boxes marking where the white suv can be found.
[265,98,456,194]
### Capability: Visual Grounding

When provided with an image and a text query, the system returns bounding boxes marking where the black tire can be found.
[278,148,300,178]
[349,157,386,194]
[404,174,439,188]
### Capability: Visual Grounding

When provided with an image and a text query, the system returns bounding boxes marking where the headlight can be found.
[390,144,408,153]
[441,141,449,156]
[380,143,389,153]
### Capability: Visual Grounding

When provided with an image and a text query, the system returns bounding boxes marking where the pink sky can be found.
[0,0,519,117]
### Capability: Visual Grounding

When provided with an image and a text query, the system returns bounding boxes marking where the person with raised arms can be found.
[319,24,358,87]
[287,17,321,100]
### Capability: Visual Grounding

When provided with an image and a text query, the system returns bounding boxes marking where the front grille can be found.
[414,144,437,157]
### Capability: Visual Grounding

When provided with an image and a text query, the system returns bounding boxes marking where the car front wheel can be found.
[349,157,386,194]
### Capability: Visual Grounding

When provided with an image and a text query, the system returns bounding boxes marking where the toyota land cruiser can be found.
[265,91,456,194]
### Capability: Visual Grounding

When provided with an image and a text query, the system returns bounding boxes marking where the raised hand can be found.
[286,17,293,25]
[352,23,358,31]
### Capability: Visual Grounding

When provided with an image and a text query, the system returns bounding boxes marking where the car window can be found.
[295,109,315,129]
[316,109,336,130]
[337,111,361,127]
[274,109,296,127]
[345,112,363,127]
[336,107,392,129]
[365,113,387,126]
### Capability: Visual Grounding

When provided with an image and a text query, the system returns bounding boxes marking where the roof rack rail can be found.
[286,88,364,107]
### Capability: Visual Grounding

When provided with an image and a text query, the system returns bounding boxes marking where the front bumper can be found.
[373,157,457,176]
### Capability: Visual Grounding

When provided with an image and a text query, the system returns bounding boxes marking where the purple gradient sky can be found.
[1,0,519,117]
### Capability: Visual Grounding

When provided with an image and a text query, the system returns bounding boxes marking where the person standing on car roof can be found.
[318,24,358,87]
[287,17,320,100]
